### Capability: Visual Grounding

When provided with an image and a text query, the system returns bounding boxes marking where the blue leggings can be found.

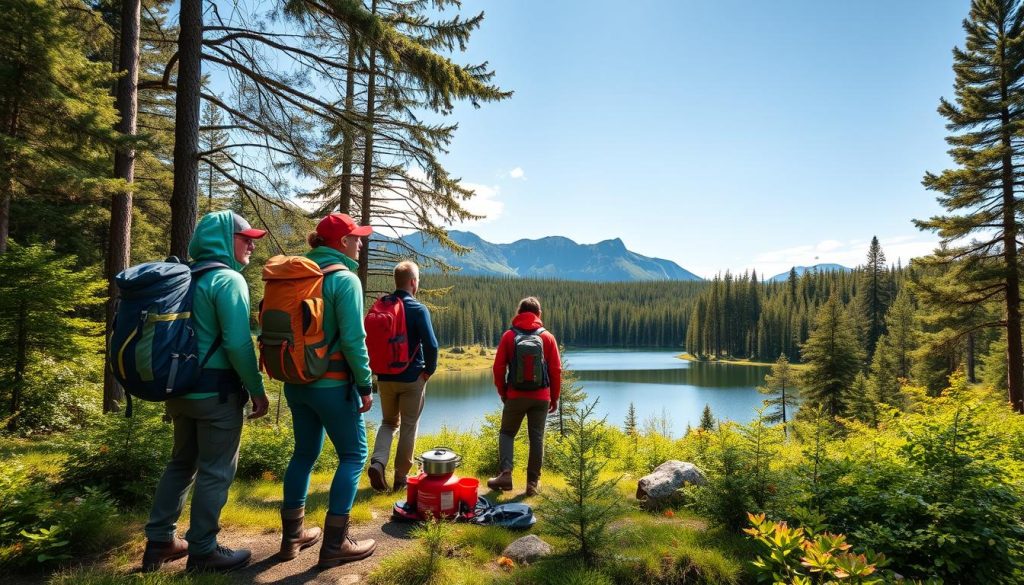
[282,384,367,514]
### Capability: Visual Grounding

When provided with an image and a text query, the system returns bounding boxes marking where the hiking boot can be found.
[141,536,188,572]
[318,513,376,568]
[487,470,513,491]
[279,506,322,561]
[185,545,251,573]
[392,476,408,495]
[525,480,539,497]
[367,461,389,492]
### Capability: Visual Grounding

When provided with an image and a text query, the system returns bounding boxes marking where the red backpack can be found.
[364,294,418,375]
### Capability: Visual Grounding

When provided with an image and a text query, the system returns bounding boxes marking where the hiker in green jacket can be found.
[142,211,270,573]
[279,212,377,568]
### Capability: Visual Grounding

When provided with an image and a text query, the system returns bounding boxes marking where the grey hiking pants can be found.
[144,393,243,555]
[499,398,549,483]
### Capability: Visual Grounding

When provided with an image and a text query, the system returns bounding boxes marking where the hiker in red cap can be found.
[143,210,269,573]
[279,212,378,567]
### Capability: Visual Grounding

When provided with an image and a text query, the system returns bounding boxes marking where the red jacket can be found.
[493,312,562,403]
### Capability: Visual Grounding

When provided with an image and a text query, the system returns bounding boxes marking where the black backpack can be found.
[506,327,548,391]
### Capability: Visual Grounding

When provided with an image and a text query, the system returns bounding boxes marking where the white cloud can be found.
[746,235,940,279]
[450,182,504,228]
[508,167,526,180]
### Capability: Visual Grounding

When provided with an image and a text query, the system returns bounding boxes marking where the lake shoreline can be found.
[677,352,808,369]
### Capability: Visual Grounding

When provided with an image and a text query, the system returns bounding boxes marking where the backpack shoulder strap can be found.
[321,263,349,275]
[534,327,546,335]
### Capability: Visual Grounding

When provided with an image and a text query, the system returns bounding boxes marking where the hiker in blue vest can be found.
[142,210,269,573]
[366,260,439,493]
[487,296,562,496]
[279,212,377,567]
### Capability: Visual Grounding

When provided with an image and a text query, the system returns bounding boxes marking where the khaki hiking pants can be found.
[371,377,427,480]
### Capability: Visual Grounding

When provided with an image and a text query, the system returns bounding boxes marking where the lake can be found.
[365,349,771,438]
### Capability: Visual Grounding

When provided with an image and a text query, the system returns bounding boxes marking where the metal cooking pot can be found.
[416,446,462,476]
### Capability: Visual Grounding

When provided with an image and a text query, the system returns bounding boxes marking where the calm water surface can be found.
[365,349,770,438]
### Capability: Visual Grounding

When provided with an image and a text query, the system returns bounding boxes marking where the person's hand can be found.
[548,400,558,414]
[358,394,373,413]
[249,393,270,420]
[420,372,430,381]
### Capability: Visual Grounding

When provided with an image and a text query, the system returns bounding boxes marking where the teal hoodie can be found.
[284,245,373,394]
[186,211,265,399]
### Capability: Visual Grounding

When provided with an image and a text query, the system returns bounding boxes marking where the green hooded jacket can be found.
[284,245,373,394]
[186,211,265,399]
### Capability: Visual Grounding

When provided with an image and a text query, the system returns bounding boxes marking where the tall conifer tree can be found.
[800,291,865,418]
[915,0,1024,413]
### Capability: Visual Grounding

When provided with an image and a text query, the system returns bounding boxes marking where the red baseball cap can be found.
[316,213,372,241]
[232,212,267,239]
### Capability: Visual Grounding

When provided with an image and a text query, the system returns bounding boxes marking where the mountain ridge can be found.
[386,230,703,282]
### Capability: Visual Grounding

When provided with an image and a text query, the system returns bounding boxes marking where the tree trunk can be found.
[966,331,976,384]
[169,0,203,259]
[357,0,378,290]
[0,103,20,255]
[998,45,1024,412]
[339,40,356,214]
[104,0,141,413]
[8,299,28,431]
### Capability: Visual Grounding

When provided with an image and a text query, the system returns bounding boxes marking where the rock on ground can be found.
[636,460,706,508]
[502,534,552,564]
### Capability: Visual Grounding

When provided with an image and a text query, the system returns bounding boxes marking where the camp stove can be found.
[392,446,479,521]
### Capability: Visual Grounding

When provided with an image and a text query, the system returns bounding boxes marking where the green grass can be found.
[4,424,755,585]
[436,345,495,372]
[0,436,68,476]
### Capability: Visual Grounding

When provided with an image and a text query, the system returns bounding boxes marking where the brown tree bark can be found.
[103,0,141,413]
[357,0,378,290]
[169,0,203,259]
[339,39,357,215]
[0,102,19,255]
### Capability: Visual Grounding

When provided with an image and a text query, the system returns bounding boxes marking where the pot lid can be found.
[419,447,459,462]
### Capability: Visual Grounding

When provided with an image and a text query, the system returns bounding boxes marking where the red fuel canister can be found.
[415,471,460,519]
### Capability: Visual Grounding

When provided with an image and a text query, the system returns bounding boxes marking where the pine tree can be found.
[858,236,891,358]
[0,243,104,431]
[540,398,624,566]
[800,291,865,418]
[0,0,120,254]
[757,354,800,436]
[915,0,1024,413]
[699,403,716,431]
[197,100,233,211]
[623,402,638,439]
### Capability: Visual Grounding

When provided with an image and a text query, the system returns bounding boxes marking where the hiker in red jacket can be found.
[487,296,561,496]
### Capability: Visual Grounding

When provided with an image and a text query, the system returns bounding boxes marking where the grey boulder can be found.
[636,460,706,508]
[502,534,552,564]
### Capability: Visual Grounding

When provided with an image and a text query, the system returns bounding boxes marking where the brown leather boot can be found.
[279,506,322,561]
[486,470,513,491]
[141,536,188,572]
[318,513,376,568]
[525,480,539,497]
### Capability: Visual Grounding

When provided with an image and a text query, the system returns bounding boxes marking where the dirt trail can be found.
[156,508,415,584]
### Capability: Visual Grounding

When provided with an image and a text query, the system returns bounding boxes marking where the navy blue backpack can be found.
[109,257,227,416]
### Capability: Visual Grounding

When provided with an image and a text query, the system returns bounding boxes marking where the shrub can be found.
[3,356,102,435]
[744,512,903,585]
[60,405,172,508]
[0,461,119,569]
[237,421,294,480]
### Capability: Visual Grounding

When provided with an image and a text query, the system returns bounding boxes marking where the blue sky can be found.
[426,0,970,278]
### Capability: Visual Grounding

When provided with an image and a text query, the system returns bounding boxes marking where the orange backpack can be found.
[258,255,349,384]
